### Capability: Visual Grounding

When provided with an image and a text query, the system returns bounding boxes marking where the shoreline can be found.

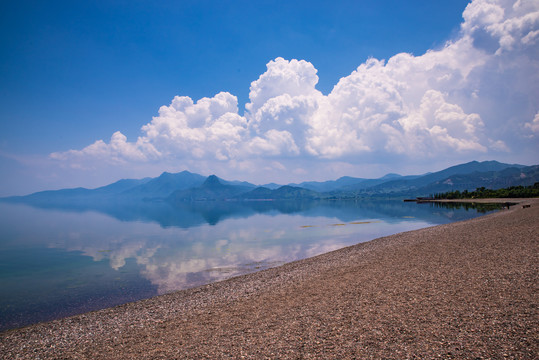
[1,198,537,359]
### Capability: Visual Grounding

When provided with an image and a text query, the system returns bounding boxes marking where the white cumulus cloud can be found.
[51,0,539,180]
[525,111,539,135]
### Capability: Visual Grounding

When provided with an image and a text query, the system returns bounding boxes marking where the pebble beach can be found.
[1,199,537,359]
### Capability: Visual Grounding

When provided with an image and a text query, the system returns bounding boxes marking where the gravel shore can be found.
[1,199,537,359]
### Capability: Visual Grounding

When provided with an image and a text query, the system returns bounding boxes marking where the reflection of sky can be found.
[0,200,495,331]
[76,213,419,295]
[0,203,438,296]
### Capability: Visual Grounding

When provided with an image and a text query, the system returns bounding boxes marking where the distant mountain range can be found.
[330,160,538,198]
[2,161,538,205]
[168,175,254,201]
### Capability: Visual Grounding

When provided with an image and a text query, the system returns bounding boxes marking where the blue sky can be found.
[1,0,538,195]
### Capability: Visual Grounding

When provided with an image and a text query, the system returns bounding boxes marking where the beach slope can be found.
[1,199,537,359]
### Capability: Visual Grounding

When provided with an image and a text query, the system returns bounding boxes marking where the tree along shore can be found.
[432,183,539,199]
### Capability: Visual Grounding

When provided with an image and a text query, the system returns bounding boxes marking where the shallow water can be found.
[0,200,497,331]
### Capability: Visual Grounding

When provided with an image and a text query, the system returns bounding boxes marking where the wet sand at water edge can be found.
[1,198,537,359]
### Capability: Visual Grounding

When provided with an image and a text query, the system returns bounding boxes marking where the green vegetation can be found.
[432,183,539,199]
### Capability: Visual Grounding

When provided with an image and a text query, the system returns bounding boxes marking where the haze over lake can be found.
[0,199,500,331]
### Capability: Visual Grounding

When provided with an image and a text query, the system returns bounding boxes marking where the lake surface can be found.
[0,200,499,331]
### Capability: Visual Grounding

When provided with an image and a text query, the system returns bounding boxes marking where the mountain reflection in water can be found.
[0,200,499,331]
[4,198,503,228]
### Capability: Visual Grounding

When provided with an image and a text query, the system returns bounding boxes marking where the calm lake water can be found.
[0,200,498,331]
